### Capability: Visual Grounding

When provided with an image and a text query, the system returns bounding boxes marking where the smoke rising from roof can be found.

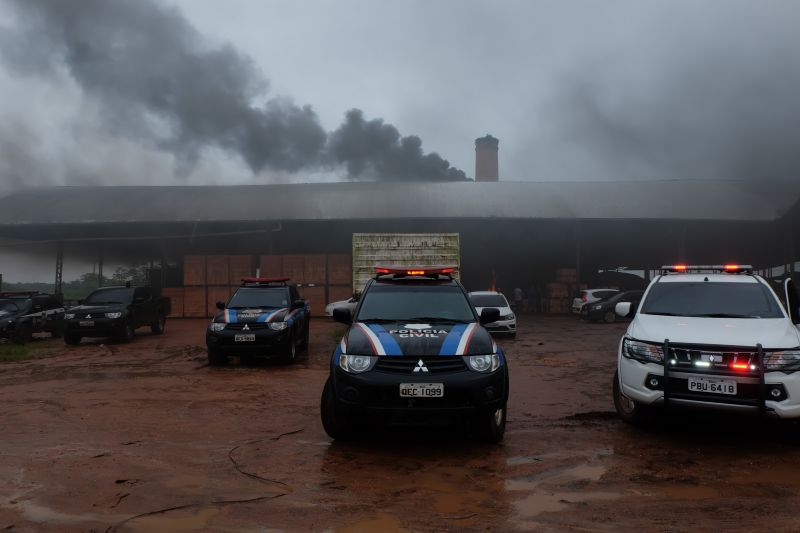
[0,0,466,187]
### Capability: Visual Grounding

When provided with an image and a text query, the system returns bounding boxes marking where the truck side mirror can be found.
[333,307,352,325]
[292,300,305,310]
[480,307,500,325]
[216,301,225,310]
[615,302,632,318]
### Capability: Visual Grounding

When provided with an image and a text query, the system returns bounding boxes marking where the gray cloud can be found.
[0,0,466,187]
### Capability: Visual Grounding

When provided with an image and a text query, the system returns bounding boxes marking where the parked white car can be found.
[614,265,800,424]
[469,291,516,337]
[572,288,619,314]
[325,296,359,317]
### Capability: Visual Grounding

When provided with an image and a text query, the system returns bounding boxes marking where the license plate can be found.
[399,383,444,398]
[234,334,255,342]
[688,377,737,395]
[79,321,94,327]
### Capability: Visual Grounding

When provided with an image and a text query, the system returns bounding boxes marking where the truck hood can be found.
[629,315,800,349]
[216,307,288,323]
[69,304,127,315]
[343,321,496,356]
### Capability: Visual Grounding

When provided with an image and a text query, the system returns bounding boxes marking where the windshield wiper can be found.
[689,313,755,318]
[641,311,682,316]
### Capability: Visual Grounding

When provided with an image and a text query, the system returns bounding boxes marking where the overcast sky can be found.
[1,0,800,280]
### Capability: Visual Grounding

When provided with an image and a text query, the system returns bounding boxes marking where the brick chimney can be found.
[475,134,499,182]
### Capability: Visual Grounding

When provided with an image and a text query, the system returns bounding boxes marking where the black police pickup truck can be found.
[320,266,509,442]
[206,277,311,365]
[63,286,170,345]
[0,291,65,342]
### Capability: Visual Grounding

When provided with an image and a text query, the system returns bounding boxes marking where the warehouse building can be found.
[0,178,798,316]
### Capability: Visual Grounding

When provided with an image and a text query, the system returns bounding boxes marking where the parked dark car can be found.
[63,286,171,345]
[581,290,644,323]
[0,291,65,342]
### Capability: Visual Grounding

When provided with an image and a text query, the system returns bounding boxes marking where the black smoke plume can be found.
[0,0,467,182]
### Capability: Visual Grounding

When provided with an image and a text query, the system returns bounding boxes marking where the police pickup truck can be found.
[64,285,170,345]
[320,266,509,442]
[0,292,65,342]
[614,265,800,423]
[206,277,310,365]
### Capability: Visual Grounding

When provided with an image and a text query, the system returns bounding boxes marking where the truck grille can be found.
[374,356,467,374]
[226,323,270,331]
[666,344,760,376]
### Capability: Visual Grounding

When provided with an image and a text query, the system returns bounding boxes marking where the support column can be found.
[55,246,64,299]
[98,257,104,287]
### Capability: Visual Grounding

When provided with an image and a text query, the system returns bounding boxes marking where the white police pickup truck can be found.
[613,265,800,424]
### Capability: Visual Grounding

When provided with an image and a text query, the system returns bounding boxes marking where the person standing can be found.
[513,286,523,312]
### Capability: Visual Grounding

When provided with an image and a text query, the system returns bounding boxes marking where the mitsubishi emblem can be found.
[85,315,91,319]
[242,323,250,331]
[413,359,429,373]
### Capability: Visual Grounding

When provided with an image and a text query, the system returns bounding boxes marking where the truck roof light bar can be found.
[373,266,457,279]
[241,276,291,286]
[660,265,753,275]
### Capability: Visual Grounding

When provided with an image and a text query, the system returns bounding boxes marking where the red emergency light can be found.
[661,264,753,274]
[731,362,750,371]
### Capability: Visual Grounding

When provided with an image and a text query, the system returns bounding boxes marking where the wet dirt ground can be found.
[3,316,800,532]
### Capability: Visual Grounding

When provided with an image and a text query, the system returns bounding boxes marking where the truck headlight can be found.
[64,313,75,320]
[269,322,288,331]
[105,312,123,319]
[764,350,800,371]
[339,354,376,373]
[622,338,664,363]
[466,354,500,372]
[209,322,226,332]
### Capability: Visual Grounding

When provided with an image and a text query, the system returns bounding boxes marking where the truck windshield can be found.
[357,284,475,323]
[470,294,508,307]
[0,300,21,314]
[228,288,289,308]
[84,288,134,305]
[640,282,784,318]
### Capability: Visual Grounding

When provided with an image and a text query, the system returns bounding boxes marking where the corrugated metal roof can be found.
[0,180,796,225]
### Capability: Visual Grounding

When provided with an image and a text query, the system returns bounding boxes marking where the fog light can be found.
[484,386,496,400]
[770,388,782,399]
[344,387,359,401]
[649,377,660,388]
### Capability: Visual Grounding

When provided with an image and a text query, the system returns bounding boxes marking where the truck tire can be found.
[64,333,81,346]
[13,323,33,344]
[120,320,135,343]
[51,323,64,339]
[613,371,656,426]
[207,347,227,366]
[603,311,617,324]
[473,405,507,443]
[151,313,166,335]
[300,321,310,350]
[320,380,354,440]
[282,333,297,364]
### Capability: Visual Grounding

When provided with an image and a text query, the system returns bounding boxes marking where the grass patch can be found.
[0,343,34,363]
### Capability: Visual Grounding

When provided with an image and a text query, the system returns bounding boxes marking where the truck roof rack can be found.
[660,264,754,275]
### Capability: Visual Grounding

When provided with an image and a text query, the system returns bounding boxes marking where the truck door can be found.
[134,287,153,327]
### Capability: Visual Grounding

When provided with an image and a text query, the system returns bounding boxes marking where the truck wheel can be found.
[282,333,297,364]
[207,347,227,366]
[613,371,656,426]
[603,311,617,323]
[64,333,81,346]
[474,405,507,443]
[51,323,64,339]
[121,320,135,343]
[13,323,33,344]
[320,379,354,440]
[151,314,166,335]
